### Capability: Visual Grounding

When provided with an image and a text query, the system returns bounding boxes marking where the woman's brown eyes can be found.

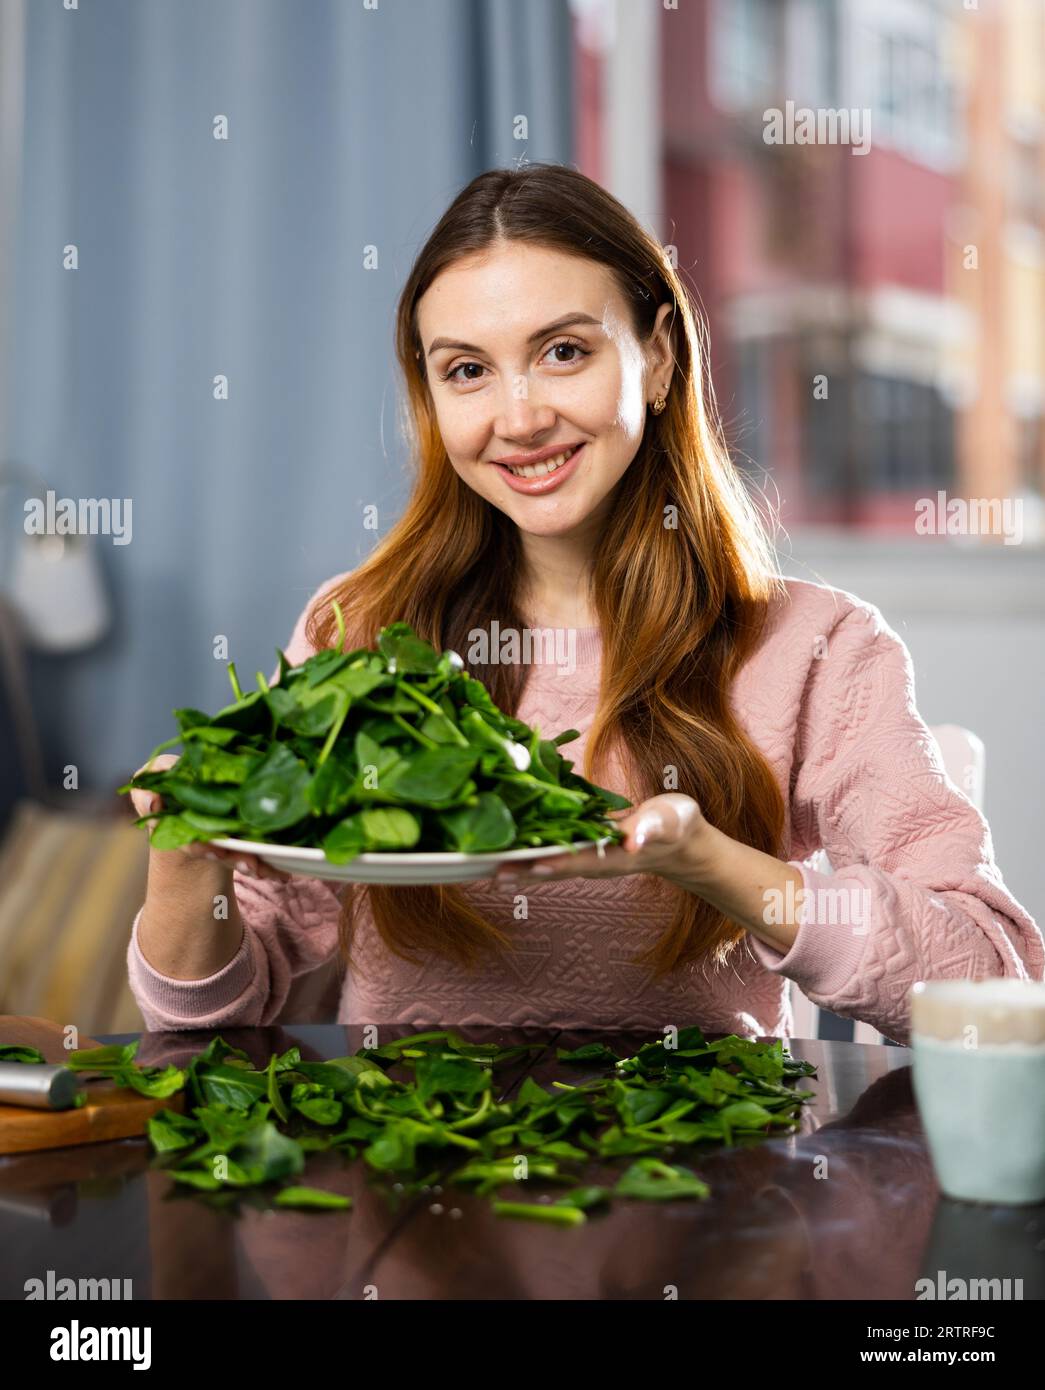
[441,339,591,385]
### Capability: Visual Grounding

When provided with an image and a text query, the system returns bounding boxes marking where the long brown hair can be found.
[306,162,787,980]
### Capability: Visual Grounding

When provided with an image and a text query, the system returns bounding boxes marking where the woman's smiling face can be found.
[416,242,674,539]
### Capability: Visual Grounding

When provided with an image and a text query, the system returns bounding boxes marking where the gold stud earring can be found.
[651,394,667,415]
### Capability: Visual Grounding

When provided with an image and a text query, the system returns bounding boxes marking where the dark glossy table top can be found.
[1,1025,1043,1300]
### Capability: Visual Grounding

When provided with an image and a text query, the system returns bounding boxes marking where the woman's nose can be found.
[492,377,557,439]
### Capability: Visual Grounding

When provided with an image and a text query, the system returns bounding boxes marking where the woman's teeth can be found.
[503,445,579,478]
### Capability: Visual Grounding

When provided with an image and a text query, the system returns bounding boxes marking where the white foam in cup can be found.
[911,978,1045,1204]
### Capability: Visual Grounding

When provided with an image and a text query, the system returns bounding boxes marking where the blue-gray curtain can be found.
[4,0,574,795]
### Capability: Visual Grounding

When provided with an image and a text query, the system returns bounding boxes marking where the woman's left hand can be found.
[493,793,708,884]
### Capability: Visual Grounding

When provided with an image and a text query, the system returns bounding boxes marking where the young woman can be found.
[128,163,1042,1043]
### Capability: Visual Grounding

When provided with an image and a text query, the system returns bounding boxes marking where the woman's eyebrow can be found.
[426,311,603,357]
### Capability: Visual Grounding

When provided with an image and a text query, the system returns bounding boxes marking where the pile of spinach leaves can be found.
[118,607,631,863]
[2,1029,817,1223]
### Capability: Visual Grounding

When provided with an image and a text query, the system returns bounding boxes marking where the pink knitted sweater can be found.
[127,574,1042,1044]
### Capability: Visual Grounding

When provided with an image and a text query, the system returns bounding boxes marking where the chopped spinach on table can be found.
[0,1045,48,1064]
[117,607,631,862]
[4,1029,817,1223]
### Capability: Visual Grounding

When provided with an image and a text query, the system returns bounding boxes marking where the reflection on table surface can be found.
[1,1025,1042,1300]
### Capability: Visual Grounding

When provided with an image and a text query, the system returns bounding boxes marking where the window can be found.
[862,373,954,493]
[786,0,838,109]
[872,23,960,168]
[1008,136,1043,225]
[1016,415,1044,493]
[803,369,954,502]
[804,356,853,499]
[734,338,773,474]
[710,0,780,112]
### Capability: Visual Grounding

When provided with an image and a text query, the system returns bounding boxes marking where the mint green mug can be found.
[911,979,1045,1205]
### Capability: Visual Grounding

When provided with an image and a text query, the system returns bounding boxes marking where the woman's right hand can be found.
[129,753,291,882]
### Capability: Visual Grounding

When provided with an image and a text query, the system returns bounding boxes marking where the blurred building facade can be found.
[577,0,1045,538]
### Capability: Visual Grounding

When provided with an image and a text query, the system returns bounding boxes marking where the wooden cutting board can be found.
[0,1016,184,1156]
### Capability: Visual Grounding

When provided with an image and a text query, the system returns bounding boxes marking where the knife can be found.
[0,1062,84,1110]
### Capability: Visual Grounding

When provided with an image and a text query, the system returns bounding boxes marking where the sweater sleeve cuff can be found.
[747,860,872,998]
[128,905,259,1020]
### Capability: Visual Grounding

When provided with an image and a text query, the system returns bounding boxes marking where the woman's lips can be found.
[491,443,585,495]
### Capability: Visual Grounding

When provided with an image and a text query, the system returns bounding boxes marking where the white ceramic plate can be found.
[208,835,615,884]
